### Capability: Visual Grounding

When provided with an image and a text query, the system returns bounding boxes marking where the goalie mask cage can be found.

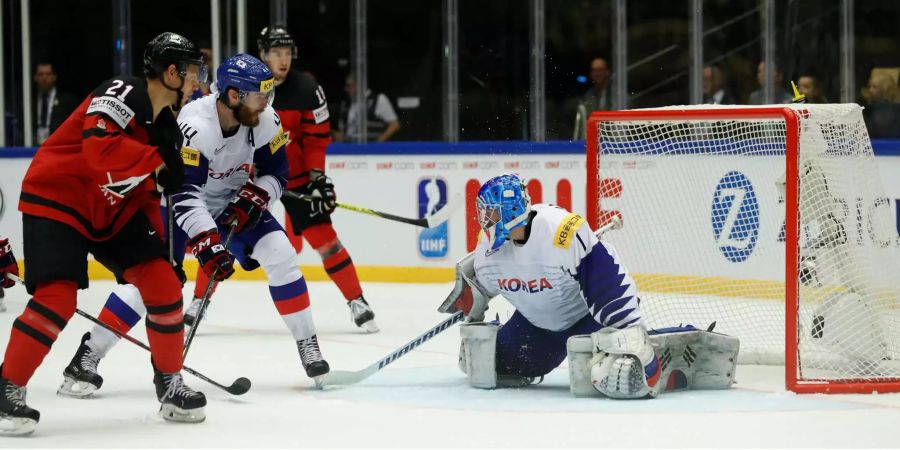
[586,104,900,394]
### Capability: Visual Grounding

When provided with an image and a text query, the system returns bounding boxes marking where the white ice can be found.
[2,280,900,448]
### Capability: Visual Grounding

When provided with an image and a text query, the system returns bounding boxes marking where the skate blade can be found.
[313,375,327,389]
[159,404,206,423]
[0,415,37,436]
[359,320,380,334]
[57,377,98,398]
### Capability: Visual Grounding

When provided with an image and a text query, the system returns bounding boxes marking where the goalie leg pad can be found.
[459,322,500,389]
[648,326,739,391]
[567,326,739,397]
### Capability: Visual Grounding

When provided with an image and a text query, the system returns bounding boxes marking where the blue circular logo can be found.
[711,171,760,262]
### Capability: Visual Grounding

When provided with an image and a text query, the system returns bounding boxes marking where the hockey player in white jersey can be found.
[58,54,330,397]
[440,174,739,398]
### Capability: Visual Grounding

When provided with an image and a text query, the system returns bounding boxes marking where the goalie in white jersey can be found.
[58,54,331,398]
[441,174,739,398]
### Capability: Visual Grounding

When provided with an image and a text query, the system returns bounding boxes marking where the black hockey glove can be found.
[305,174,337,216]
[151,107,185,195]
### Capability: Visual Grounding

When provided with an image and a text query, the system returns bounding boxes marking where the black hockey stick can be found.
[4,274,250,395]
[74,309,251,396]
[182,222,238,361]
[282,190,464,229]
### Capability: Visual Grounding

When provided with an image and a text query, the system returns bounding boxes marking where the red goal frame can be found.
[586,107,900,394]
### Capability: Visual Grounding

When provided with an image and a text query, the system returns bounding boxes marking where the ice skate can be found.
[58,332,104,398]
[154,371,206,423]
[348,296,379,333]
[297,335,330,387]
[183,297,207,328]
[0,370,39,436]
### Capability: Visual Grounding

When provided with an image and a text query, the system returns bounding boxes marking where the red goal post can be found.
[585,105,900,394]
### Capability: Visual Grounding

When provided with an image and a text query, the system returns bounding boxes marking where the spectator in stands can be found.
[334,73,401,142]
[582,57,612,112]
[748,62,793,105]
[862,71,900,139]
[796,75,828,103]
[703,65,736,104]
[32,62,77,144]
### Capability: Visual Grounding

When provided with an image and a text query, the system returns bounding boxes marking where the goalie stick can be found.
[282,190,464,229]
[320,215,624,387]
[4,274,251,396]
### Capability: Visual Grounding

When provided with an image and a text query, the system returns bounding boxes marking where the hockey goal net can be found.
[586,104,900,393]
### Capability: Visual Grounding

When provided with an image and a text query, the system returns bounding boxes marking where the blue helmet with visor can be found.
[216,54,275,109]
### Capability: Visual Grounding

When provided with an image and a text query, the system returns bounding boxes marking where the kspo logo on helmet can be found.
[711,171,760,262]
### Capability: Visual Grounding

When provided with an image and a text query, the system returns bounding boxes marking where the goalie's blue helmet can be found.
[477,173,532,252]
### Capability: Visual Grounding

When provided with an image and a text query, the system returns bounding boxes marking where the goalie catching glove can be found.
[588,325,662,399]
[438,252,492,322]
[188,230,234,281]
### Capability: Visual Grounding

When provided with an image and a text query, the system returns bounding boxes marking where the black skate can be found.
[348,297,379,333]
[183,297,206,327]
[0,369,39,436]
[297,335,330,386]
[154,371,206,423]
[58,332,104,398]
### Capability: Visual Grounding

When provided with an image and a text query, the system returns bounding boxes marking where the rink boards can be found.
[1,143,899,287]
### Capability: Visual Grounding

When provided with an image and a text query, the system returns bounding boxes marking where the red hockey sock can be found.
[193,266,218,301]
[2,281,77,386]
[305,224,363,301]
[125,259,184,373]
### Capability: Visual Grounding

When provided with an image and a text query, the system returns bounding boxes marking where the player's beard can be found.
[236,104,262,127]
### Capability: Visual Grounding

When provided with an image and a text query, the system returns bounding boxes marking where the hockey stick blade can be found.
[321,311,465,387]
[425,193,464,228]
[4,274,251,396]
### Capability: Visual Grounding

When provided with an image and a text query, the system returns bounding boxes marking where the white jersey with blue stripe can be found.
[171,95,288,238]
[474,204,642,332]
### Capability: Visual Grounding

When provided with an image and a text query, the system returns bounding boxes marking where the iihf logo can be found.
[711,171,760,263]
[418,177,449,258]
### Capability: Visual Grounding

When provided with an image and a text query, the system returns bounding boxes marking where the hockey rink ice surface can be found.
[2,281,900,448]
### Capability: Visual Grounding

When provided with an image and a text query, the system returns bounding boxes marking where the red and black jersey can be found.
[19,76,165,241]
[272,70,332,189]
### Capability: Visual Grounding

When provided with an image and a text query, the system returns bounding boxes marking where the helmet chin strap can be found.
[161,75,186,111]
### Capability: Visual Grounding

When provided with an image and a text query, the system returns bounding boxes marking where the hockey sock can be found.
[304,224,363,301]
[93,284,146,356]
[268,274,315,340]
[192,266,218,301]
[125,259,184,373]
[2,281,77,386]
[254,230,318,341]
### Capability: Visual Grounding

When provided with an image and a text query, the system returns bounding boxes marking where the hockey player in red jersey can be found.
[188,26,379,332]
[0,32,209,436]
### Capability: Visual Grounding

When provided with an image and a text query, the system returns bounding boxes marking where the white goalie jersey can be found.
[474,204,642,332]
[171,95,288,238]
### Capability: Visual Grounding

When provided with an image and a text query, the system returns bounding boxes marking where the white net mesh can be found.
[591,104,900,384]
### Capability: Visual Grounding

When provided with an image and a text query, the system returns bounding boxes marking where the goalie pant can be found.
[84,208,318,358]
